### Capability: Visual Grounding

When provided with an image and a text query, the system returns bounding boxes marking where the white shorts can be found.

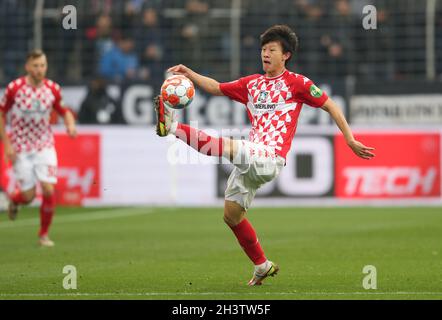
[225,140,285,210]
[13,147,58,191]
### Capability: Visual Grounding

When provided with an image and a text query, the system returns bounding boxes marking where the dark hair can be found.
[260,25,299,65]
[26,49,46,61]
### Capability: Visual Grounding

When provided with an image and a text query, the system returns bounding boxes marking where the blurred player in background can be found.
[0,50,77,247]
[156,25,375,285]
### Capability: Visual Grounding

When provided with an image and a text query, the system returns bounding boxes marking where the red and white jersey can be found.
[220,70,328,159]
[0,77,68,153]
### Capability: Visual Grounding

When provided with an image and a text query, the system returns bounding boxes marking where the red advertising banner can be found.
[54,134,101,205]
[0,133,101,205]
[335,132,441,198]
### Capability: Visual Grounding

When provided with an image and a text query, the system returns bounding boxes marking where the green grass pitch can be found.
[0,206,441,300]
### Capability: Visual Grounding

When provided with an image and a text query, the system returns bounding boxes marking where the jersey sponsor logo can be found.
[29,98,45,113]
[309,84,323,98]
[258,91,268,102]
[18,98,50,118]
[254,103,276,111]
[255,91,276,111]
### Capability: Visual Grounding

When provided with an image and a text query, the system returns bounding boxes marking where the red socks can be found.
[9,190,56,238]
[39,194,55,237]
[230,219,267,265]
[175,123,223,156]
[9,191,27,205]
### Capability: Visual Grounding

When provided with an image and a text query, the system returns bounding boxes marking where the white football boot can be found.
[154,95,177,137]
[248,261,279,286]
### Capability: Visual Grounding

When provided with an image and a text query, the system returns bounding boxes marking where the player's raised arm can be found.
[321,97,375,160]
[167,64,223,96]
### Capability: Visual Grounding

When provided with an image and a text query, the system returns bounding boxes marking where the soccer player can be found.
[155,25,375,285]
[0,50,77,247]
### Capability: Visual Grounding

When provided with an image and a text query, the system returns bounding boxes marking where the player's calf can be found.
[7,200,19,221]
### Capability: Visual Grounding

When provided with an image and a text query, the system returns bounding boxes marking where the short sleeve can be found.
[0,83,15,113]
[219,74,258,104]
[295,77,328,108]
[50,83,68,116]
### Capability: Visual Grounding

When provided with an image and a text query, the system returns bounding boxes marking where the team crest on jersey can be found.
[258,91,268,102]
[309,84,323,98]
[275,81,283,90]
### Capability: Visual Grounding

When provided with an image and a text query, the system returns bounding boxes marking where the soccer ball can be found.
[161,75,195,109]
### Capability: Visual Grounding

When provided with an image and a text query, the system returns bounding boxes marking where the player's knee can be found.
[223,211,244,227]
[41,184,55,197]
[224,200,246,226]
[21,190,36,204]
[22,197,34,205]
[223,213,234,226]
[42,189,54,197]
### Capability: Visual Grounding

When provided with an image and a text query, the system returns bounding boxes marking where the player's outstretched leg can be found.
[154,95,224,157]
[224,200,279,286]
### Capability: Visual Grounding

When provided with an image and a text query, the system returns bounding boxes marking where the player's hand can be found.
[348,140,375,160]
[4,143,16,164]
[167,64,192,78]
[67,125,77,138]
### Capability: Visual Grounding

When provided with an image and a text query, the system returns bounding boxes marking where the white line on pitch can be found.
[1,292,442,297]
[0,207,165,229]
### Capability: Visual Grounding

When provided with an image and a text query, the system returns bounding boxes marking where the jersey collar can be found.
[264,69,288,80]
[25,76,45,89]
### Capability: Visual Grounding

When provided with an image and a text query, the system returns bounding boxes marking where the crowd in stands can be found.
[0,0,441,87]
